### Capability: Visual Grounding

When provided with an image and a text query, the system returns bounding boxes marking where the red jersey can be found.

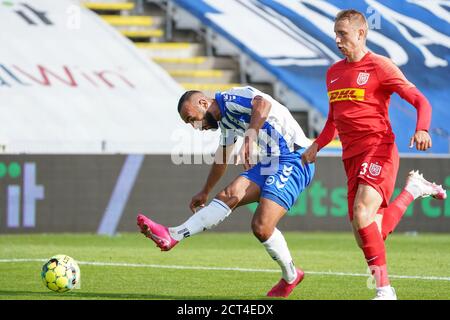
[315,51,431,159]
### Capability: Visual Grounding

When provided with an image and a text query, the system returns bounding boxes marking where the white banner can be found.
[0,0,218,154]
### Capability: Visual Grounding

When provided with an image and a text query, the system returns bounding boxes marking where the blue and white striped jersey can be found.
[215,86,311,156]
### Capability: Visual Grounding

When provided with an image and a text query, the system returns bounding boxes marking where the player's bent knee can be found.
[353,203,367,217]
[251,220,272,242]
[352,204,372,228]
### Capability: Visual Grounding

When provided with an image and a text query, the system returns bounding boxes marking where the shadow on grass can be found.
[0,290,268,300]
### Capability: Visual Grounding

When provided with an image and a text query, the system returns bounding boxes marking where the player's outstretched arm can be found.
[189,144,234,212]
[302,142,319,164]
[303,104,337,165]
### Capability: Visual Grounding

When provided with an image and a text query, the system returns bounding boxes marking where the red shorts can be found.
[343,143,399,221]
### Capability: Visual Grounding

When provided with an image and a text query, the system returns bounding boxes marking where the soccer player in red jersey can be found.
[302,9,446,300]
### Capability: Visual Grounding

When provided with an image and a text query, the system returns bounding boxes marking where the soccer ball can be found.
[41,254,80,293]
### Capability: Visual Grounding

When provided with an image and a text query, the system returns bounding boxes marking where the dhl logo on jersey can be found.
[328,88,365,103]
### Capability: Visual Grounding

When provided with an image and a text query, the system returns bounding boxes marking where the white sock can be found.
[262,228,297,283]
[168,199,232,241]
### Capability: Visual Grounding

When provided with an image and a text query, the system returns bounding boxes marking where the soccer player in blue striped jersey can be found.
[137,86,314,298]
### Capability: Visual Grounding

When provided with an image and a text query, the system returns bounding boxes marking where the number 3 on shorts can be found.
[360,162,368,175]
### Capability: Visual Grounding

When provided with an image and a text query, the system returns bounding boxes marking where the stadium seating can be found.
[86,1,277,99]
[170,0,450,154]
[83,1,135,12]
[82,0,449,154]
[100,15,154,26]
[1,0,227,153]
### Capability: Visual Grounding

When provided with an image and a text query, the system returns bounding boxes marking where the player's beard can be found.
[205,111,219,130]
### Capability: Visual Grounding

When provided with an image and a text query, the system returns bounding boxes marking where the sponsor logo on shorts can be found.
[276,165,294,189]
[282,165,293,176]
[275,181,285,189]
[328,88,365,103]
[265,176,275,186]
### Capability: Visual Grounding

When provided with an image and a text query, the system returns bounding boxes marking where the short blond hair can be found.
[335,9,368,36]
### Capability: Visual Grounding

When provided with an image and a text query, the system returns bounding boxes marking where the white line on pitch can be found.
[1,258,450,282]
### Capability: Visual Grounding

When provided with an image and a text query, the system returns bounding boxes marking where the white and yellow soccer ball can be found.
[41,254,80,293]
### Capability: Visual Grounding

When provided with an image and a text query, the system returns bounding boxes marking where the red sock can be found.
[358,222,389,287]
[381,190,414,240]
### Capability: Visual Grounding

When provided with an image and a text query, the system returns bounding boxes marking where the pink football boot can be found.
[137,214,178,251]
[266,268,305,298]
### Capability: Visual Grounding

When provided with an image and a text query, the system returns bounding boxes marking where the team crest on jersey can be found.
[369,163,382,176]
[356,72,370,85]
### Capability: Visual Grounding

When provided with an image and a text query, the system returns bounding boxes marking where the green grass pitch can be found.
[0,232,449,300]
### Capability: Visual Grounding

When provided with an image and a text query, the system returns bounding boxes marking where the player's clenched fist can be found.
[190,190,208,213]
